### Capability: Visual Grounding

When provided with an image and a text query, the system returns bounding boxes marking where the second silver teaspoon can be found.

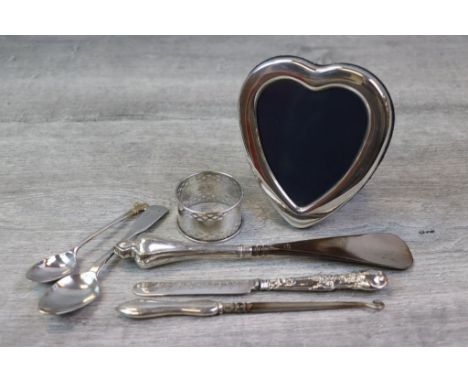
[26,202,149,283]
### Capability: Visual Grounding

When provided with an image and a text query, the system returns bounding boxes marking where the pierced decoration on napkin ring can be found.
[176,171,243,242]
[239,56,394,228]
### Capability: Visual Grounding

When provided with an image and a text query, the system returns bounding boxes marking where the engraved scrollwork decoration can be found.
[259,271,388,292]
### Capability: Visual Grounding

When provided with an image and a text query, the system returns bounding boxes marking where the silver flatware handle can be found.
[259,271,388,292]
[75,202,149,249]
[117,299,384,319]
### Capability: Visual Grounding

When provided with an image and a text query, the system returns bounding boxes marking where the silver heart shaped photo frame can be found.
[239,56,394,228]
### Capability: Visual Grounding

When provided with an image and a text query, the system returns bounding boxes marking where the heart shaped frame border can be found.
[239,56,394,228]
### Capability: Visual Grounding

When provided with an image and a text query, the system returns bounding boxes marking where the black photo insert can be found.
[256,79,369,207]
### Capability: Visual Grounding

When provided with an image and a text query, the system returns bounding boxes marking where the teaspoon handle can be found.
[89,250,117,277]
[75,202,148,250]
[90,205,169,277]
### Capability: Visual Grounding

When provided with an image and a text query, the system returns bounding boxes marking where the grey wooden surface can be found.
[1,36,467,346]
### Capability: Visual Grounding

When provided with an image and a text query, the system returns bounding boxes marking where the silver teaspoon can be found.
[26,202,148,283]
[38,205,168,315]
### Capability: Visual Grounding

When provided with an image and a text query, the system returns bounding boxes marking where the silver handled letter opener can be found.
[133,271,388,296]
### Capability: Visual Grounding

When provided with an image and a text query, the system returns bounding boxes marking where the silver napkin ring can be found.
[176,171,243,242]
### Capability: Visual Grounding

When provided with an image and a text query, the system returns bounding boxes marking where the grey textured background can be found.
[1,36,467,346]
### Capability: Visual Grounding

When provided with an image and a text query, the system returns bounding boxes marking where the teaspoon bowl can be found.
[26,250,77,283]
[39,272,99,315]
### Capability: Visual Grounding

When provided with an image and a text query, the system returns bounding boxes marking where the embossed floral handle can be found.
[257,271,388,292]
